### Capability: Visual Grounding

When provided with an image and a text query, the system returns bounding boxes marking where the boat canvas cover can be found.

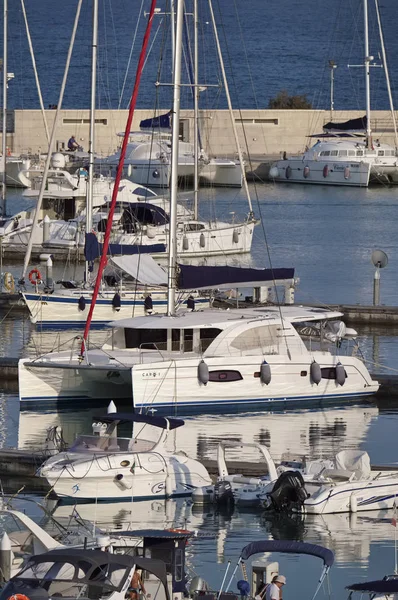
[177,264,295,290]
[323,115,367,133]
[140,110,172,131]
[240,541,334,567]
[347,580,398,593]
[84,232,166,261]
[94,412,184,430]
[110,254,168,286]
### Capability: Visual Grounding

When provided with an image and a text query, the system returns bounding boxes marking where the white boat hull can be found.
[301,475,398,514]
[22,290,209,328]
[18,352,379,409]
[271,159,372,186]
[40,451,211,501]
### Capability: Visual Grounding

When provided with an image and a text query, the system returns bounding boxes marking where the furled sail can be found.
[140,110,172,131]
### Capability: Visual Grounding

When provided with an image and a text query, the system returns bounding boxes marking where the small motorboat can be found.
[38,412,211,502]
[263,449,398,514]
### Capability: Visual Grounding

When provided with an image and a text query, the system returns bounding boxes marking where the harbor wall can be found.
[3,108,398,158]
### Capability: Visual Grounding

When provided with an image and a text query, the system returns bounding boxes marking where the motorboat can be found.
[0,548,171,600]
[269,0,398,188]
[269,137,398,187]
[18,304,378,409]
[263,449,398,514]
[38,413,211,501]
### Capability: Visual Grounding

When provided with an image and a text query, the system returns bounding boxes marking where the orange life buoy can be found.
[8,595,31,600]
[28,268,42,285]
[6,147,11,157]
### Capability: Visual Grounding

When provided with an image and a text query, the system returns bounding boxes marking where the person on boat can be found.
[266,575,286,600]
[128,569,146,600]
[68,135,80,151]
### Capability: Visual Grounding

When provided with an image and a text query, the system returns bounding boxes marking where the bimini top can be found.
[240,541,334,567]
[95,412,185,430]
[347,579,398,594]
[5,548,169,599]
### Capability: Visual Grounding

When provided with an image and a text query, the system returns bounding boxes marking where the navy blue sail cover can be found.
[323,115,367,132]
[84,232,165,261]
[240,541,334,567]
[177,264,295,291]
[140,110,172,130]
[347,580,398,593]
[94,412,185,430]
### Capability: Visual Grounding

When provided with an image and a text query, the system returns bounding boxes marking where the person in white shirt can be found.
[266,575,286,600]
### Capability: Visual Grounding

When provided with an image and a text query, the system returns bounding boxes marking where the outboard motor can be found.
[214,480,235,509]
[264,471,308,513]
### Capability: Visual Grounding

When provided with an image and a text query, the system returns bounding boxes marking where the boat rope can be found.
[80,0,158,356]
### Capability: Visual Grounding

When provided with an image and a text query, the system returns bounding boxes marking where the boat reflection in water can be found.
[17,403,378,465]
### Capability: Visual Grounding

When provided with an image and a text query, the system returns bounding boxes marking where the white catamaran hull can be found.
[270,159,372,187]
[18,353,378,409]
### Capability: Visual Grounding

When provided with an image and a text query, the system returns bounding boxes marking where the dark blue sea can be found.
[2,0,398,111]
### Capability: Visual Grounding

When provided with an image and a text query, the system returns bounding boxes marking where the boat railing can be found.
[70,434,156,453]
[139,342,164,363]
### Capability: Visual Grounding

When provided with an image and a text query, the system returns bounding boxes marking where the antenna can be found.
[371,249,388,305]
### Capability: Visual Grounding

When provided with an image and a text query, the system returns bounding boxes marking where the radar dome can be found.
[51,152,66,169]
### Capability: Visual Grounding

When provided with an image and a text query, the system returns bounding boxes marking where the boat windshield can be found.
[69,435,157,453]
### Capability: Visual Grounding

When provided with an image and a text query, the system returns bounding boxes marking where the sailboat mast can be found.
[167,0,184,316]
[85,0,98,282]
[1,0,8,216]
[363,0,372,145]
[193,0,199,220]
[207,0,253,215]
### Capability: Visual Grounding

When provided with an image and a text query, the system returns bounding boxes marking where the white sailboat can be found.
[17,0,378,411]
[270,0,398,187]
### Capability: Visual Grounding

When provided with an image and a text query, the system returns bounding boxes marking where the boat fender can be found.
[165,473,172,497]
[114,473,131,491]
[112,292,121,311]
[323,165,329,178]
[198,360,209,385]
[3,272,15,292]
[7,595,31,600]
[78,296,86,311]
[260,360,271,385]
[310,360,321,385]
[183,235,189,250]
[186,295,195,311]
[285,165,292,179]
[232,229,239,243]
[335,362,346,386]
[199,233,206,248]
[344,166,350,180]
[349,492,358,513]
[303,165,310,178]
[28,268,42,285]
[144,294,153,313]
[269,166,279,178]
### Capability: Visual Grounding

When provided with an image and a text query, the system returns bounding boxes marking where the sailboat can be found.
[18,0,378,412]
[270,0,398,187]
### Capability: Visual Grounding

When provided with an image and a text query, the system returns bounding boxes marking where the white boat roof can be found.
[108,305,343,330]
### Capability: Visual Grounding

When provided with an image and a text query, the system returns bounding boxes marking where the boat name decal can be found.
[142,371,162,378]
[72,484,80,494]
[152,482,165,494]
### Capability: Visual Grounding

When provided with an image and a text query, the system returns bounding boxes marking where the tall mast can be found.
[1,0,8,216]
[166,0,184,316]
[85,0,98,283]
[207,0,253,216]
[363,0,372,146]
[193,0,199,220]
[21,0,83,281]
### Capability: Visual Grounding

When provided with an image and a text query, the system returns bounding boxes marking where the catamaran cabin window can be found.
[356,150,364,156]
[338,150,348,156]
[377,150,385,156]
[320,151,330,156]
[200,328,222,351]
[321,367,347,380]
[230,325,279,353]
[209,370,243,382]
[330,150,338,156]
[348,150,356,156]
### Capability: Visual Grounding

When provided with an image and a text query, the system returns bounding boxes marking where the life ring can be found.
[28,268,42,285]
[8,595,31,600]
[3,272,15,292]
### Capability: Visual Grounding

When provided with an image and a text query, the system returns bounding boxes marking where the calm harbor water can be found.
[1,180,398,597]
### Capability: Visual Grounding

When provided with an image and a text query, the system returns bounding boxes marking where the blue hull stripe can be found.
[56,491,192,504]
[24,294,208,306]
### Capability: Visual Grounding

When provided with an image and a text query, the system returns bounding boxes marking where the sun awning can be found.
[110,254,168,286]
[176,264,295,291]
